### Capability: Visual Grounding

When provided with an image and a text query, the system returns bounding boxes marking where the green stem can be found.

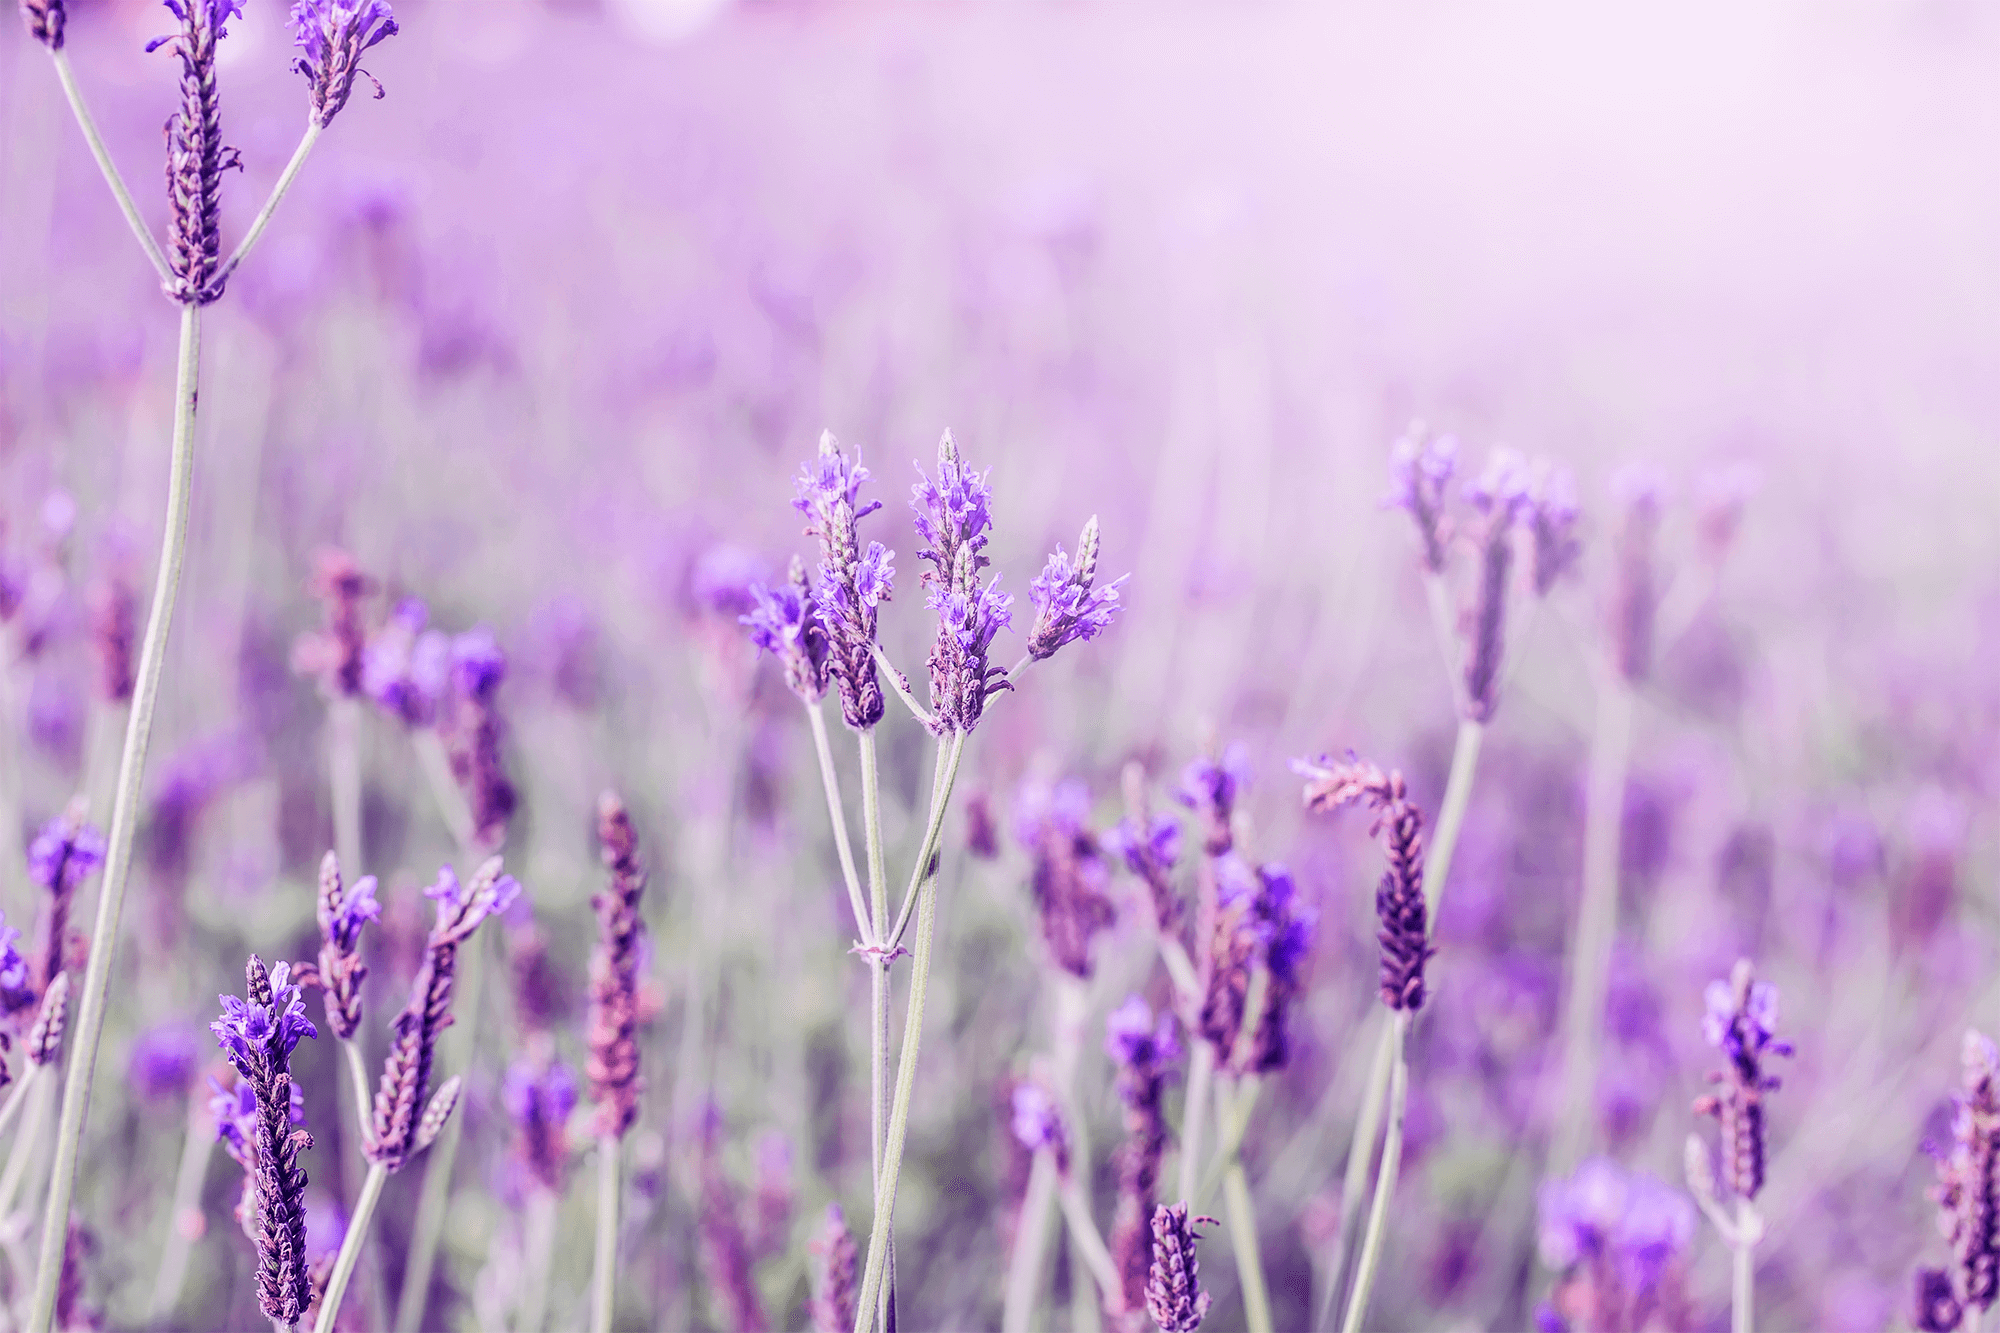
[329,697,363,882]
[0,1069,38,1147]
[808,703,872,945]
[0,1076,51,1228]
[1423,719,1484,921]
[412,728,477,853]
[1338,1013,1410,1333]
[870,645,933,729]
[859,729,895,1332]
[591,1133,619,1333]
[314,1162,388,1333]
[883,741,958,954]
[216,121,322,289]
[1056,1175,1120,1302]
[1176,1041,1215,1207]
[29,304,201,1333]
[1552,677,1633,1172]
[337,1036,390,1333]
[1000,1148,1059,1333]
[341,1039,373,1136]
[851,732,966,1333]
[48,50,171,284]
[1195,1076,1262,1210]
[1221,1156,1273,1333]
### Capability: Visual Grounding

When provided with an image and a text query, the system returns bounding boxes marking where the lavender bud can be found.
[147,0,247,305]
[1026,515,1127,661]
[88,570,137,703]
[413,1074,461,1154]
[502,1058,574,1192]
[361,598,446,727]
[1010,1080,1069,1175]
[27,972,68,1068]
[741,555,831,704]
[442,627,517,848]
[1177,748,1247,857]
[1146,1203,1215,1333]
[807,1203,859,1333]
[314,851,380,1041]
[697,1110,769,1333]
[28,798,105,993]
[1692,959,1792,1203]
[1609,466,1664,684]
[587,792,649,1139]
[1383,423,1457,575]
[1295,755,1431,1012]
[20,0,63,49]
[289,0,400,128]
[1112,763,1185,934]
[1461,449,1530,722]
[914,431,1013,733]
[796,431,892,730]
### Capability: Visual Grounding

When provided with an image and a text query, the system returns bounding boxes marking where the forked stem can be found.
[48,51,171,283]
[216,121,322,289]
[1338,1012,1410,1333]
[30,305,202,1333]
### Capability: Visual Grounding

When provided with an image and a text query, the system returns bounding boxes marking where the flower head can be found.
[794,432,891,729]
[211,960,317,1071]
[362,598,449,726]
[1010,1081,1068,1171]
[0,910,26,993]
[1692,958,1791,1203]
[289,0,398,127]
[1106,995,1181,1083]
[1296,754,1430,1013]
[315,852,379,1040]
[925,548,1013,734]
[1146,1203,1216,1333]
[587,792,649,1139]
[1026,516,1126,661]
[20,0,64,48]
[742,557,830,704]
[808,1204,859,1333]
[502,1057,576,1193]
[1537,1158,1693,1328]
[1384,423,1458,574]
[910,428,994,579]
[27,811,106,895]
[1527,462,1583,596]
[148,0,247,304]
[1177,745,1249,856]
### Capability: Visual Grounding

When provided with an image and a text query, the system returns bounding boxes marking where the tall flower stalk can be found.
[22,4,397,1325]
[586,792,649,1333]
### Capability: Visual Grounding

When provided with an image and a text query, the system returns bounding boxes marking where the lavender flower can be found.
[27,973,69,1068]
[289,0,399,127]
[28,801,105,992]
[1536,1158,1694,1333]
[1195,858,1316,1072]
[1461,448,1531,722]
[697,1110,770,1333]
[366,858,516,1171]
[1107,808,1184,934]
[314,850,379,1040]
[808,1203,859,1333]
[1609,467,1664,685]
[1026,515,1127,661]
[1146,1203,1215,1333]
[1692,959,1792,1203]
[1929,1030,2000,1321]
[1527,462,1583,596]
[128,1023,201,1101]
[587,791,648,1139]
[741,556,830,704]
[361,598,449,726]
[210,956,316,1326]
[442,627,517,848]
[1916,1267,1967,1333]
[1014,777,1116,978]
[291,548,374,698]
[1177,746,1248,857]
[795,431,892,729]
[748,1132,795,1260]
[915,431,1011,733]
[1106,997,1180,1326]
[1296,754,1431,1012]
[20,0,63,49]
[502,1056,576,1194]
[147,0,246,305]
[1384,423,1458,575]
[88,569,137,703]
[0,911,25,995]
[1010,1079,1070,1183]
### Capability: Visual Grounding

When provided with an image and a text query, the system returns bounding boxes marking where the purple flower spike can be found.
[741,556,831,704]
[925,554,1013,735]
[1147,1203,1216,1333]
[503,1057,576,1193]
[149,0,247,305]
[796,431,891,730]
[1527,462,1583,596]
[27,809,106,895]
[1178,745,1249,856]
[20,0,63,51]
[1538,1158,1694,1330]
[1027,515,1127,661]
[290,0,399,127]
[1461,448,1532,723]
[1105,994,1181,1321]
[1693,959,1791,1203]
[910,428,994,578]
[1010,1081,1068,1172]
[0,912,24,993]
[362,598,447,727]
[1384,423,1458,574]
[1928,1030,2000,1320]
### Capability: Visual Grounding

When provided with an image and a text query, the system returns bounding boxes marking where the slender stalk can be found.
[1423,719,1484,920]
[1222,1158,1273,1333]
[1731,1199,1755,1333]
[0,1077,51,1229]
[1338,1013,1410,1333]
[858,728,894,1333]
[518,1188,558,1333]
[29,305,202,1333]
[412,728,477,852]
[851,732,966,1333]
[336,1038,390,1333]
[216,121,322,288]
[47,51,172,284]
[807,703,872,945]
[314,1162,388,1333]
[1195,1076,1262,1210]
[340,1039,373,1135]
[1001,1148,1059,1333]
[1056,1175,1121,1301]
[883,742,959,954]
[1176,1041,1215,1207]
[870,646,933,729]
[147,1090,216,1321]
[329,697,363,882]
[1552,677,1634,1172]
[590,1133,618,1333]
[0,1072,38,1147]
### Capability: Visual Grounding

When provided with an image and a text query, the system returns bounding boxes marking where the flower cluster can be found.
[19,0,63,49]
[794,431,893,729]
[502,1056,576,1195]
[27,802,106,995]
[1106,996,1181,1328]
[289,0,400,128]
[1917,1030,2000,1330]
[1196,858,1316,1073]
[290,547,375,698]
[740,556,830,705]
[1013,776,1116,979]
[148,0,246,304]
[1107,805,1183,935]
[1692,959,1792,1203]
[1009,1079,1069,1175]
[808,1204,859,1333]
[914,431,1011,734]
[313,850,379,1040]
[1026,515,1126,661]
[1296,754,1431,1013]
[442,626,518,848]
[360,597,450,726]
[1384,423,1458,575]
[1535,1158,1694,1333]
[1146,1203,1215,1333]
[587,791,649,1139]
[1177,747,1248,858]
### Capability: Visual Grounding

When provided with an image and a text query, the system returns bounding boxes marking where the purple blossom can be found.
[1177,745,1250,855]
[1107,813,1181,879]
[1106,994,1181,1075]
[1010,1081,1066,1160]
[924,560,1013,734]
[289,0,400,128]
[1694,959,1791,1202]
[450,626,508,699]
[1384,423,1458,574]
[0,910,26,993]
[1026,516,1126,661]
[210,961,317,1071]
[502,1058,579,1129]
[424,863,522,933]
[148,0,247,305]
[26,813,106,894]
[740,558,830,704]
[793,432,890,729]
[1462,448,1532,722]
[1537,1158,1693,1298]
[1527,461,1583,596]
[362,598,449,726]
[129,1024,202,1101]
[794,432,881,528]
[910,428,994,577]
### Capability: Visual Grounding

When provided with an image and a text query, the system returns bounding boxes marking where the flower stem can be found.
[1423,719,1484,920]
[216,120,322,289]
[0,1076,51,1227]
[1338,1012,1410,1333]
[591,1133,619,1333]
[329,697,363,882]
[314,1161,388,1333]
[1057,1174,1121,1302]
[48,50,172,285]
[1552,676,1634,1173]
[1195,1075,1262,1211]
[518,1188,557,1333]
[1732,1199,1756,1333]
[851,732,966,1333]
[1001,1148,1059,1333]
[29,304,201,1333]
[1176,1040,1216,1208]
[859,728,894,1331]
[0,1070,38,1148]
[1221,1155,1273,1333]
[412,728,477,853]
[807,703,872,945]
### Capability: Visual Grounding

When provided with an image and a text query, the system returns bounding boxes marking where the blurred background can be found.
[4,0,2000,1328]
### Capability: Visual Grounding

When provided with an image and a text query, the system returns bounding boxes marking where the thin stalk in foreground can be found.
[858,729,895,1332]
[1176,1042,1216,1207]
[1001,1148,1059,1333]
[147,1096,214,1321]
[1732,1199,1755,1333]
[216,121,322,288]
[329,697,363,882]
[1195,1076,1263,1210]
[48,51,172,283]
[30,305,202,1333]
[851,732,966,1333]
[1056,1175,1120,1301]
[807,703,872,945]
[0,1078,51,1226]
[590,1133,618,1333]
[518,1189,557,1333]
[1552,677,1634,1173]
[1338,1013,1410,1333]
[0,1071,38,1147]
[313,1162,387,1333]
[1222,1157,1273,1333]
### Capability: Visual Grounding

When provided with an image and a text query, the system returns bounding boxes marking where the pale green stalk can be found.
[30,305,202,1333]
[0,1071,38,1148]
[1001,1148,1059,1333]
[314,1162,388,1333]
[1338,1013,1410,1333]
[47,51,171,283]
[851,732,966,1333]
[329,697,363,882]
[858,728,893,1331]
[591,1134,619,1333]
[1732,1199,1756,1333]
[1176,1042,1215,1207]
[146,1093,215,1322]
[412,728,478,852]
[806,703,872,945]
[0,1076,51,1230]
[215,121,322,289]
[1056,1176,1120,1303]
[1195,1076,1262,1210]
[1552,676,1634,1173]
[871,646,933,729]
[518,1188,557,1333]
[1222,1159,1273,1333]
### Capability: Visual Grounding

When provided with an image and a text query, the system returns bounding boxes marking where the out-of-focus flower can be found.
[361,598,449,727]
[502,1056,576,1193]
[442,626,517,848]
[1014,776,1115,979]
[27,806,106,896]
[1296,754,1429,1013]
[289,0,400,128]
[1526,461,1583,597]
[1106,808,1183,933]
[1026,515,1126,661]
[1536,1158,1693,1333]
[1384,422,1458,575]
[1196,857,1316,1073]
[314,851,379,1040]
[291,548,375,699]
[808,1204,858,1333]
[1693,959,1791,1203]
[129,1024,201,1101]
[1462,448,1531,722]
[1010,1080,1068,1173]
[1926,1030,2000,1324]
[741,557,830,705]
[1609,466,1665,685]
[1177,745,1249,857]
[587,792,649,1139]
[20,0,63,49]
[1107,995,1181,1322]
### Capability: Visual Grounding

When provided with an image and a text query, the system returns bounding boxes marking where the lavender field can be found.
[3,0,1999,1329]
